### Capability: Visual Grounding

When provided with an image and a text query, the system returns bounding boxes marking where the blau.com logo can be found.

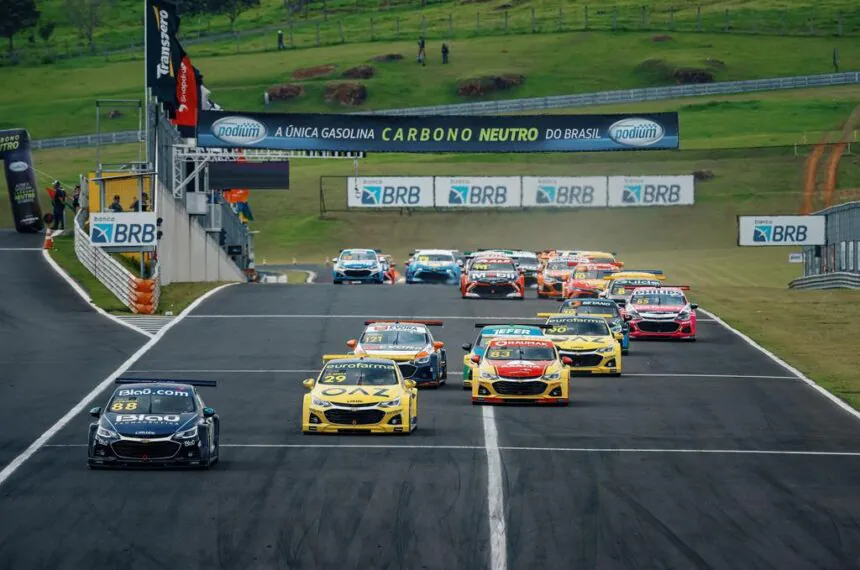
[536,186,556,204]
[753,224,772,242]
[92,223,114,244]
[361,185,381,205]
[448,185,469,204]
[622,184,642,203]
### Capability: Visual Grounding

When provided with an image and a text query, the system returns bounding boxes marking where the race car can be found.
[346,320,447,386]
[470,337,571,405]
[562,262,621,298]
[461,323,545,389]
[302,356,418,434]
[600,271,665,304]
[468,249,541,286]
[576,251,624,268]
[460,255,526,300]
[87,378,220,469]
[377,253,398,284]
[623,286,698,341]
[332,248,386,284]
[536,257,578,298]
[541,315,623,376]
[545,298,630,354]
[404,249,461,284]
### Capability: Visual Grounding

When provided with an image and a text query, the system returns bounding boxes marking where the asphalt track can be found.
[1,281,860,569]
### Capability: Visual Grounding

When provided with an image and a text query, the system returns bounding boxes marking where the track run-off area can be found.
[1,259,860,569]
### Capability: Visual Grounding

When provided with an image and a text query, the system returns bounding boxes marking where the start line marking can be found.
[41,443,860,457]
[185,314,717,323]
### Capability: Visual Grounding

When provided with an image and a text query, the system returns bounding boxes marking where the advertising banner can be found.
[737,215,826,246]
[0,129,44,233]
[197,111,679,153]
[347,177,434,208]
[607,175,695,207]
[146,0,180,108]
[434,177,522,208]
[90,212,158,248]
[521,176,607,207]
[171,41,198,137]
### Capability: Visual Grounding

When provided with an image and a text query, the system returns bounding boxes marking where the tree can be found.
[38,21,57,44]
[0,0,40,52]
[183,0,260,31]
[64,0,104,52]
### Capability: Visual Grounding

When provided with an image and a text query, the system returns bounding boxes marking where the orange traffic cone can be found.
[43,229,54,250]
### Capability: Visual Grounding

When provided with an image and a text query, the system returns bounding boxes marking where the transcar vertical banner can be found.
[0,129,44,233]
[197,111,679,153]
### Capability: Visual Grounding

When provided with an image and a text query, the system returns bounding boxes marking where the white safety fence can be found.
[73,208,161,314]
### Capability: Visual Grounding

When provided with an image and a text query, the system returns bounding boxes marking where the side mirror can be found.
[346,339,357,349]
[623,314,632,321]
[89,406,102,418]
[404,379,417,389]
[203,407,216,418]
[461,342,472,351]
[561,356,573,366]
[303,378,315,389]
[690,303,699,310]
[433,341,444,350]
[470,354,481,364]
[331,257,339,264]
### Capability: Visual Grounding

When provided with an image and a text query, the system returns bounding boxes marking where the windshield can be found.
[340,251,376,261]
[477,328,539,347]
[471,261,515,272]
[415,253,454,262]
[575,304,619,317]
[586,256,615,264]
[514,254,538,265]
[485,345,555,361]
[360,329,427,346]
[319,363,399,385]
[610,280,660,295]
[108,387,196,414]
[545,320,610,336]
[573,269,616,280]
[547,260,573,271]
[631,292,687,306]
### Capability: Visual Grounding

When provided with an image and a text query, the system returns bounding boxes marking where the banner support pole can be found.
[143,0,150,166]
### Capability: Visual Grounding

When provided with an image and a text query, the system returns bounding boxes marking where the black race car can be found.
[88,378,220,469]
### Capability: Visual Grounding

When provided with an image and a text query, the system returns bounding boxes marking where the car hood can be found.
[470,271,517,280]
[339,261,377,269]
[490,360,552,378]
[548,335,614,349]
[630,305,684,315]
[105,412,197,437]
[313,384,404,405]
[357,344,425,358]
[544,271,571,279]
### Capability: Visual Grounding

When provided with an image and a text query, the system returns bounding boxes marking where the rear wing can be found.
[115,377,216,387]
[322,353,417,363]
[604,269,665,279]
[474,322,543,328]
[364,319,443,326]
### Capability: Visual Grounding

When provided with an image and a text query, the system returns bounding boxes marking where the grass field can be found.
[2,31,859,139]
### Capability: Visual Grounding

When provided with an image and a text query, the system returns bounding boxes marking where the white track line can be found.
[483,405,508,570]
[40,443,860,456]
[41,249,153,339]
[186,314,548,320]
[0,247,43,251]
[0,283,236,489]
[305,271,317,283]
[624,373,795,379]
[699,308,860,422]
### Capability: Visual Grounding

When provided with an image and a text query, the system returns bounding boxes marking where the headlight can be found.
[479,369,498,380]
[96,426,118,439]
[610,321,622,333]
[596,346,615,353]
[543,370,561,380]
[378,398,401,409]
[173,426,198,440]
[415,355,431,364]
[626,308,640,319]
[677,310,690,321]
[312,396,333,408]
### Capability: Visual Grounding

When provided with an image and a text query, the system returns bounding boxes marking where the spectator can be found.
[277,30,285,51]
[51,181,66,231]
[108,194,123,212]
[417,36,426,66]
[142,192,149,212]
[72,185,81,212]
[130,195,141,212]
[441,43,449,64]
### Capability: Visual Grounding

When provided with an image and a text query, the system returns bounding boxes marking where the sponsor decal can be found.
[154,8,172,80]
[211,116,268,146]
[361,184,422,206]
[89,212,158,247]
[491,339,553,347]
[607,118,666,147]
[117,388,190,397]
[113,414,182,423]
[319,387,393,397]
[608,175,695,207]
[325,362,394,370]
[488,327,540,336]
[8,161,28,173]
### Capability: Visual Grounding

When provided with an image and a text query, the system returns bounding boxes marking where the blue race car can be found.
[405,249,461,285]
[559,298,630,354]
[461,323,545,389]
[88,378,220,469]
[332,248,386,284]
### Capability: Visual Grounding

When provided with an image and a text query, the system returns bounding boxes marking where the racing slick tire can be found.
[621,348,629,355]
[333,280,343,285]
[609,372,622,377]
[462,367,471,389]
[440,350,448,381]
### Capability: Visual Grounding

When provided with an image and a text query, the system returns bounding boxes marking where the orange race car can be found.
[576,251,624,269]
[536,257,579,298]
[562,263,621,299]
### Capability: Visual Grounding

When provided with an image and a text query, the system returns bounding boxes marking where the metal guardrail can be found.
[789,272,860,290]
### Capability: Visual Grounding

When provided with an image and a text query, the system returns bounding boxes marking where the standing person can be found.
[417,36,426,66]
[108,195,123,212]
[130,194,141,212]
[441,43,449,64]
[51,181,66,231]
[72,185,81,212]
[141,192,149,212]
[277,29,285,51]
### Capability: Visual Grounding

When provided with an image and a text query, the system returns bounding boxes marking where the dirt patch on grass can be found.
[266,84,305,101]
[324,82,368,106]
[457,74,525,97]
[292,64,336,80]
[635,58,716,85]
[652,34,673,42]
[343,64,375,79]
[371,53,404,62]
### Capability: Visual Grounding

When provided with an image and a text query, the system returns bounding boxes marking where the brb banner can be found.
[90,212,158,249]
[0,129,44,233]
[737,215,826,246]
[347,177,434,208]
[607,175,695,207]
[521,177,607,207]
[197,111,679,153]
[434,177,522,208]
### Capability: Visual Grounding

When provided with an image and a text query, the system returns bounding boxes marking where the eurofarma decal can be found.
[197,111,680,153]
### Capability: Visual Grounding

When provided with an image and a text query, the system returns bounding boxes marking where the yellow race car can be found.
[302,356,418,434]
[471,337,571,405]
[600,270,666,304]
[537,298,630,354]
[542,315,623,376]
